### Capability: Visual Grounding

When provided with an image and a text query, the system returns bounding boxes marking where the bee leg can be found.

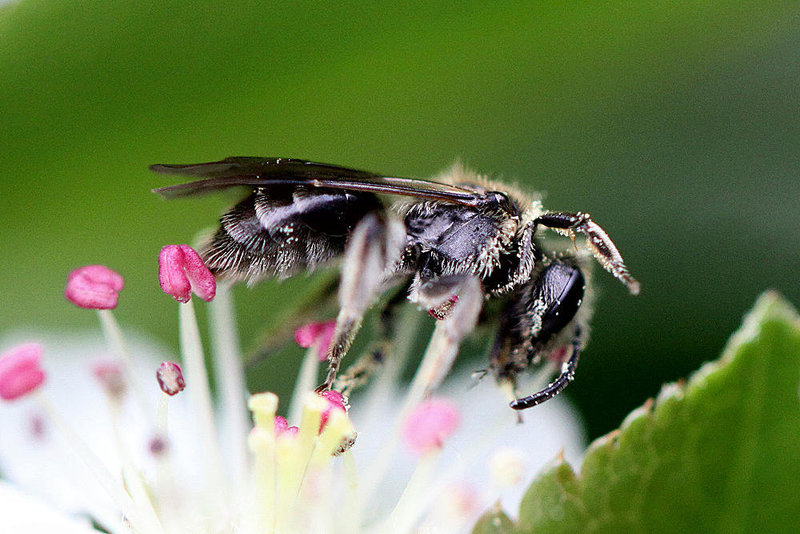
[509,327,582,410]
[486,219,539,295]
[316,213,406,392]
[535,212,640,295]
[334,349,384,397]
[334,280,411,396]
[413,274,483,394]
[493,259,586,409]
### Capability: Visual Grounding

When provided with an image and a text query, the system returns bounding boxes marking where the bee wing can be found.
[151,157,482,206]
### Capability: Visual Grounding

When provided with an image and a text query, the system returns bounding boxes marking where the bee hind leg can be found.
[316,213,406,392]
[334,280,411,396]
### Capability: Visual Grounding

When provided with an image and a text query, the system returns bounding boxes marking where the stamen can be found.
[410,402,521,529]
[402,398,460,455]
[372,399,462,532]
[156,361,185,396]
[110,418,165,534]
[91,356,165,533]
[149,434,169,456]
[311,409,355,464]
[207,283,249,489]
[359,304,421,429]
[274,415,289,435]
[158,245,216,303]
[0,343,46,401]
[29,412,46,440]
[64,265,124,310]
[95,310,152,416]
[297,393,326,462]
[274,429,305,531]
[289,321,338,428]
[319,390,347,433]
[288,344,321,425]
[157,244,228,508]
[152,394,180,532]
[382,448,438,533]
[177,299,226,504]
[248,427,277,532]
[341,450,361,534]
[420,485,479,532]
[361,278,480,504]
[294,320,337,361]
[248,391,280,531]
[249,392,279,430]
[488,447,527,488]
[273,415,299,436]
[64,266,151,420]
[273,393,326,530]
[92,359,127,401]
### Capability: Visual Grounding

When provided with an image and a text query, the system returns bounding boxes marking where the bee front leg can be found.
[509,327,583,410]
[535,212,640,295]
[493,259,587,410]
[316,213,406,392]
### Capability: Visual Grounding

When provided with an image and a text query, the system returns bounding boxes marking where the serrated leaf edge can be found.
[503,291,800,534]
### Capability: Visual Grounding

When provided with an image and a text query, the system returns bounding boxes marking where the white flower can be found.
[0,260,585,533]
[0,480,99,534]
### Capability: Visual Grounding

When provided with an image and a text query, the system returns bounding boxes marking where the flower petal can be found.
[0,481,103,533]
[0,331,200,527]
[350,369,586,521]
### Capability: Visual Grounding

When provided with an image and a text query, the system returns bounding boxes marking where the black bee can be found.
[152,158,639,410]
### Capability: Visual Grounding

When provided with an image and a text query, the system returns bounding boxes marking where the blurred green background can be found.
[1,1,798,439]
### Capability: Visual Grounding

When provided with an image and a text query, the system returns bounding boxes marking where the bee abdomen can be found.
[200,188,383,283]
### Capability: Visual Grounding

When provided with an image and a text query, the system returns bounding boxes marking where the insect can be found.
[152,157,639,410]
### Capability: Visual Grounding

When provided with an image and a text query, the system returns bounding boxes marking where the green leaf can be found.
[471,505,517,534]
[474,291,800,533]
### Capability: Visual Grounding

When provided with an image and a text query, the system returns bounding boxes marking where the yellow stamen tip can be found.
[249,392,278,429]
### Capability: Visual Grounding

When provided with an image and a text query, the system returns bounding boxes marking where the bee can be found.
[152,157,639,410]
